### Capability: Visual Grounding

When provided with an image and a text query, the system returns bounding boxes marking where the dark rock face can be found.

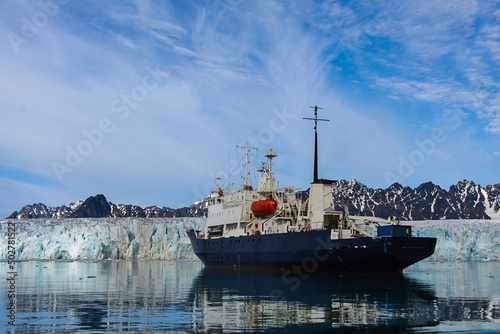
[7,202,80,219]
[68,194,111,218]
[330,179,496,220]
[485,183,500,214]
[6,180,500,220]
[448,180,489,219]
[8,194,208,219]
[110,204,146,218]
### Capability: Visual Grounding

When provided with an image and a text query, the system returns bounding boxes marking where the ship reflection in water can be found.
[188,268,439,333]
[1,261,498,333]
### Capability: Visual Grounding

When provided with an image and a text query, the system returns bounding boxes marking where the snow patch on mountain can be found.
[483,184,500,219]
[332,180,500,220]
[8,195,208,219]
[7,180,500,220]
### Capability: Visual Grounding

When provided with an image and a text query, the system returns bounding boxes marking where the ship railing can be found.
[276,186,299,193]
[260,209,288,233]
[245,218,259,235]
[245,209,291,235]
[347,215,400,239]
[350,222,377,240]
[348,215,400,226]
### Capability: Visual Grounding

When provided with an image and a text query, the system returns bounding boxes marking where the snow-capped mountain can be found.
[8,194,208,219]
[8,201,83,219]
[331,179,500,220]
[6,180,500,220]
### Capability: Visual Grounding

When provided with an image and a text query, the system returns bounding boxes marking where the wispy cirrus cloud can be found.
[1,0,499,217]
[336,0,500,134]
[113,33,138,50]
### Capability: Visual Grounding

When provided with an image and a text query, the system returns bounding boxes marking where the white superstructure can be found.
[202,145,397,240]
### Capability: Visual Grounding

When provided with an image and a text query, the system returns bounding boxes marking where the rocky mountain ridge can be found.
[6,180,500,220]
[331,180,500,220]
[8,194,208,219]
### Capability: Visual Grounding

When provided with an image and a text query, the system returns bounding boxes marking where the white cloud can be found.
[114,34,138,50]
[1,0,499,217]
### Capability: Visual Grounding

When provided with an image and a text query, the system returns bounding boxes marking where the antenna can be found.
[237,141,257,188]
[214,176,222,191]
[304,106,329,182]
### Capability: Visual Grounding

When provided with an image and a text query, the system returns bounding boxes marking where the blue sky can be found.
[1,0,499,217]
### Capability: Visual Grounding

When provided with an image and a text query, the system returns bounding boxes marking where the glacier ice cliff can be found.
[408,220,500,261]
[0,218,205,260]
[0,218,499,261]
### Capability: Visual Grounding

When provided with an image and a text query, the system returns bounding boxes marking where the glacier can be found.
[408,220,500,261]
[0,218,499,261]
[0,218,205,260]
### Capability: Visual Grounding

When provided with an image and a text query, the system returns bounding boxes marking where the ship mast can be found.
[214,176,222,192]
[304,106,329,182]
[237,141,257,190]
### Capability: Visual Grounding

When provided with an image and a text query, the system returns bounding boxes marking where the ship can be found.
[188,106,437,272]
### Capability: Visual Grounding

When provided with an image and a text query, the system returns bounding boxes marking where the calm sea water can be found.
[0,260,499,333]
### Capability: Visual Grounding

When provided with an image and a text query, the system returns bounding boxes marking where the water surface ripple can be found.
[0,260,499,333]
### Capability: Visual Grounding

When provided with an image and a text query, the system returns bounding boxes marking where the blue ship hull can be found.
[188,230,437,272]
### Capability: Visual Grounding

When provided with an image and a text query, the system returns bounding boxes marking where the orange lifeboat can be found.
[251,196,277,218]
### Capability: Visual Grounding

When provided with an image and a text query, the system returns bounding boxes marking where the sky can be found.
[1,0,499,218]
